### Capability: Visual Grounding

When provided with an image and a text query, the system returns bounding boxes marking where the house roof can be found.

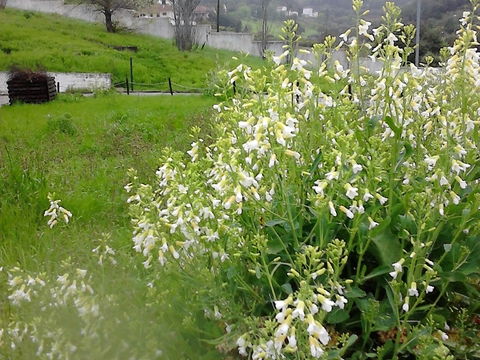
[194,6,209,14]
[138,4,173,14]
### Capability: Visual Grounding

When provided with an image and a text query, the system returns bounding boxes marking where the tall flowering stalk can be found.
[127,1,480,358]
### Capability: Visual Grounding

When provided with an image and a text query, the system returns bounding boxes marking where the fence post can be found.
[130,57,134,92]
[126,78,130,95]
[168,78,173,95]
[57,82,60,93]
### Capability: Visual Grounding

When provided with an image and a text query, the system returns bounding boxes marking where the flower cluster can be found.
[43,192,72,228]
[3,263,100,358]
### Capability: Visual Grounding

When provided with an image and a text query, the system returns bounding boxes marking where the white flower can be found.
[237,335,249,356]
[344,183,359,199]
[340,205,354,219]
[363,190,374,202]
[309,336,324,358]
[424,155,439,170]
[408,282,419,297]
[268,154,278,168]
[440,176,449,186]
[451,159,471,174]
[375,193,388,205]
[368,217,379,230]
[306,314,330,345]
[313,180,328,196]
[317,294,335,312]
[389,258,405,279]
[292,300,305,320]
[352,162,363,174]
[402,297,409,312]
[425,285,434,293]
[328,201,337,217]
[335,295,348,309]
[386,32,398,45]
[455,176,467,189]
[325,168,339,180]
[243,139,259,152]
[359,21,371,36]
[440,331,449,341]
[275,295,293,311]
[450,191,461,205]
[285,149,301,160]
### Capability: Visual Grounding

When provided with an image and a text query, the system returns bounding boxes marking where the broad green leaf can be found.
[346,286,367,299]
[266,237,285,254]
[281,283,293,294]
[385,284,399,326]
[377,340,394,360]
[326,308,350,324]
[343,334,359,351]
[265,219,287,227]
[440,270,467,283]
[370,216,391,237]
[370,228,403,267]
[394,142,413,172]
[383,116,401,137]
[359,265,392,284]
[368,115,382,129]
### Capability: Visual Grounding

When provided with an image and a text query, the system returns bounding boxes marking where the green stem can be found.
[260,250,277,300]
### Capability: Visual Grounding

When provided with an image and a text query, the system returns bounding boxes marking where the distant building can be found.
[302,8,318,18]
[193,5,210,21]
[276,6,287,13]
[137,0,211,23]
[137,0,173,19]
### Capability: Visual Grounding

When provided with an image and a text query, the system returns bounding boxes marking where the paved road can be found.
[0,95,8,107]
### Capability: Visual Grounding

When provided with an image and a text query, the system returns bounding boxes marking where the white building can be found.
[302,8,318,18]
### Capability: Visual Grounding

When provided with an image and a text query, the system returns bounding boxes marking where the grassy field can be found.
[0,8,265,90]
[0,92,216,263]
[0,93,225,359]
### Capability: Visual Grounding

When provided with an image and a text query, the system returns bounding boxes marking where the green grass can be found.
[0,93,223,358]
[0,8,265,90]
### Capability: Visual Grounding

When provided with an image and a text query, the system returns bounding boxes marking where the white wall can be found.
[0,72,111,94]
[207,32,254,53]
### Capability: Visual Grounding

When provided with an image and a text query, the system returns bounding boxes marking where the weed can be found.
[47,113,77,136]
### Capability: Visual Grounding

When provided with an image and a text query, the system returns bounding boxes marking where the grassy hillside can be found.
[0,8,264,90]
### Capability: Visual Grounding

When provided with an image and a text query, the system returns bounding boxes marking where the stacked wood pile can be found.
[7,69,56,105]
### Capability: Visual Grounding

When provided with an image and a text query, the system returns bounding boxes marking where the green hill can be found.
[0,7,263,90]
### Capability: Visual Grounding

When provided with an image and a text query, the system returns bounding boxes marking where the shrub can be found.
[126,1,480,358]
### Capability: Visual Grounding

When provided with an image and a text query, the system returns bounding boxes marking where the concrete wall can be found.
[207,32,254,53]
[7,0,64,13]
[0,72,111,94]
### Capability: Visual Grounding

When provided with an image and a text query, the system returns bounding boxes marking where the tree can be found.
[171,0,202,51]
[258,0,270,57]
[0,0,7,10]
[86,0,146,33]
